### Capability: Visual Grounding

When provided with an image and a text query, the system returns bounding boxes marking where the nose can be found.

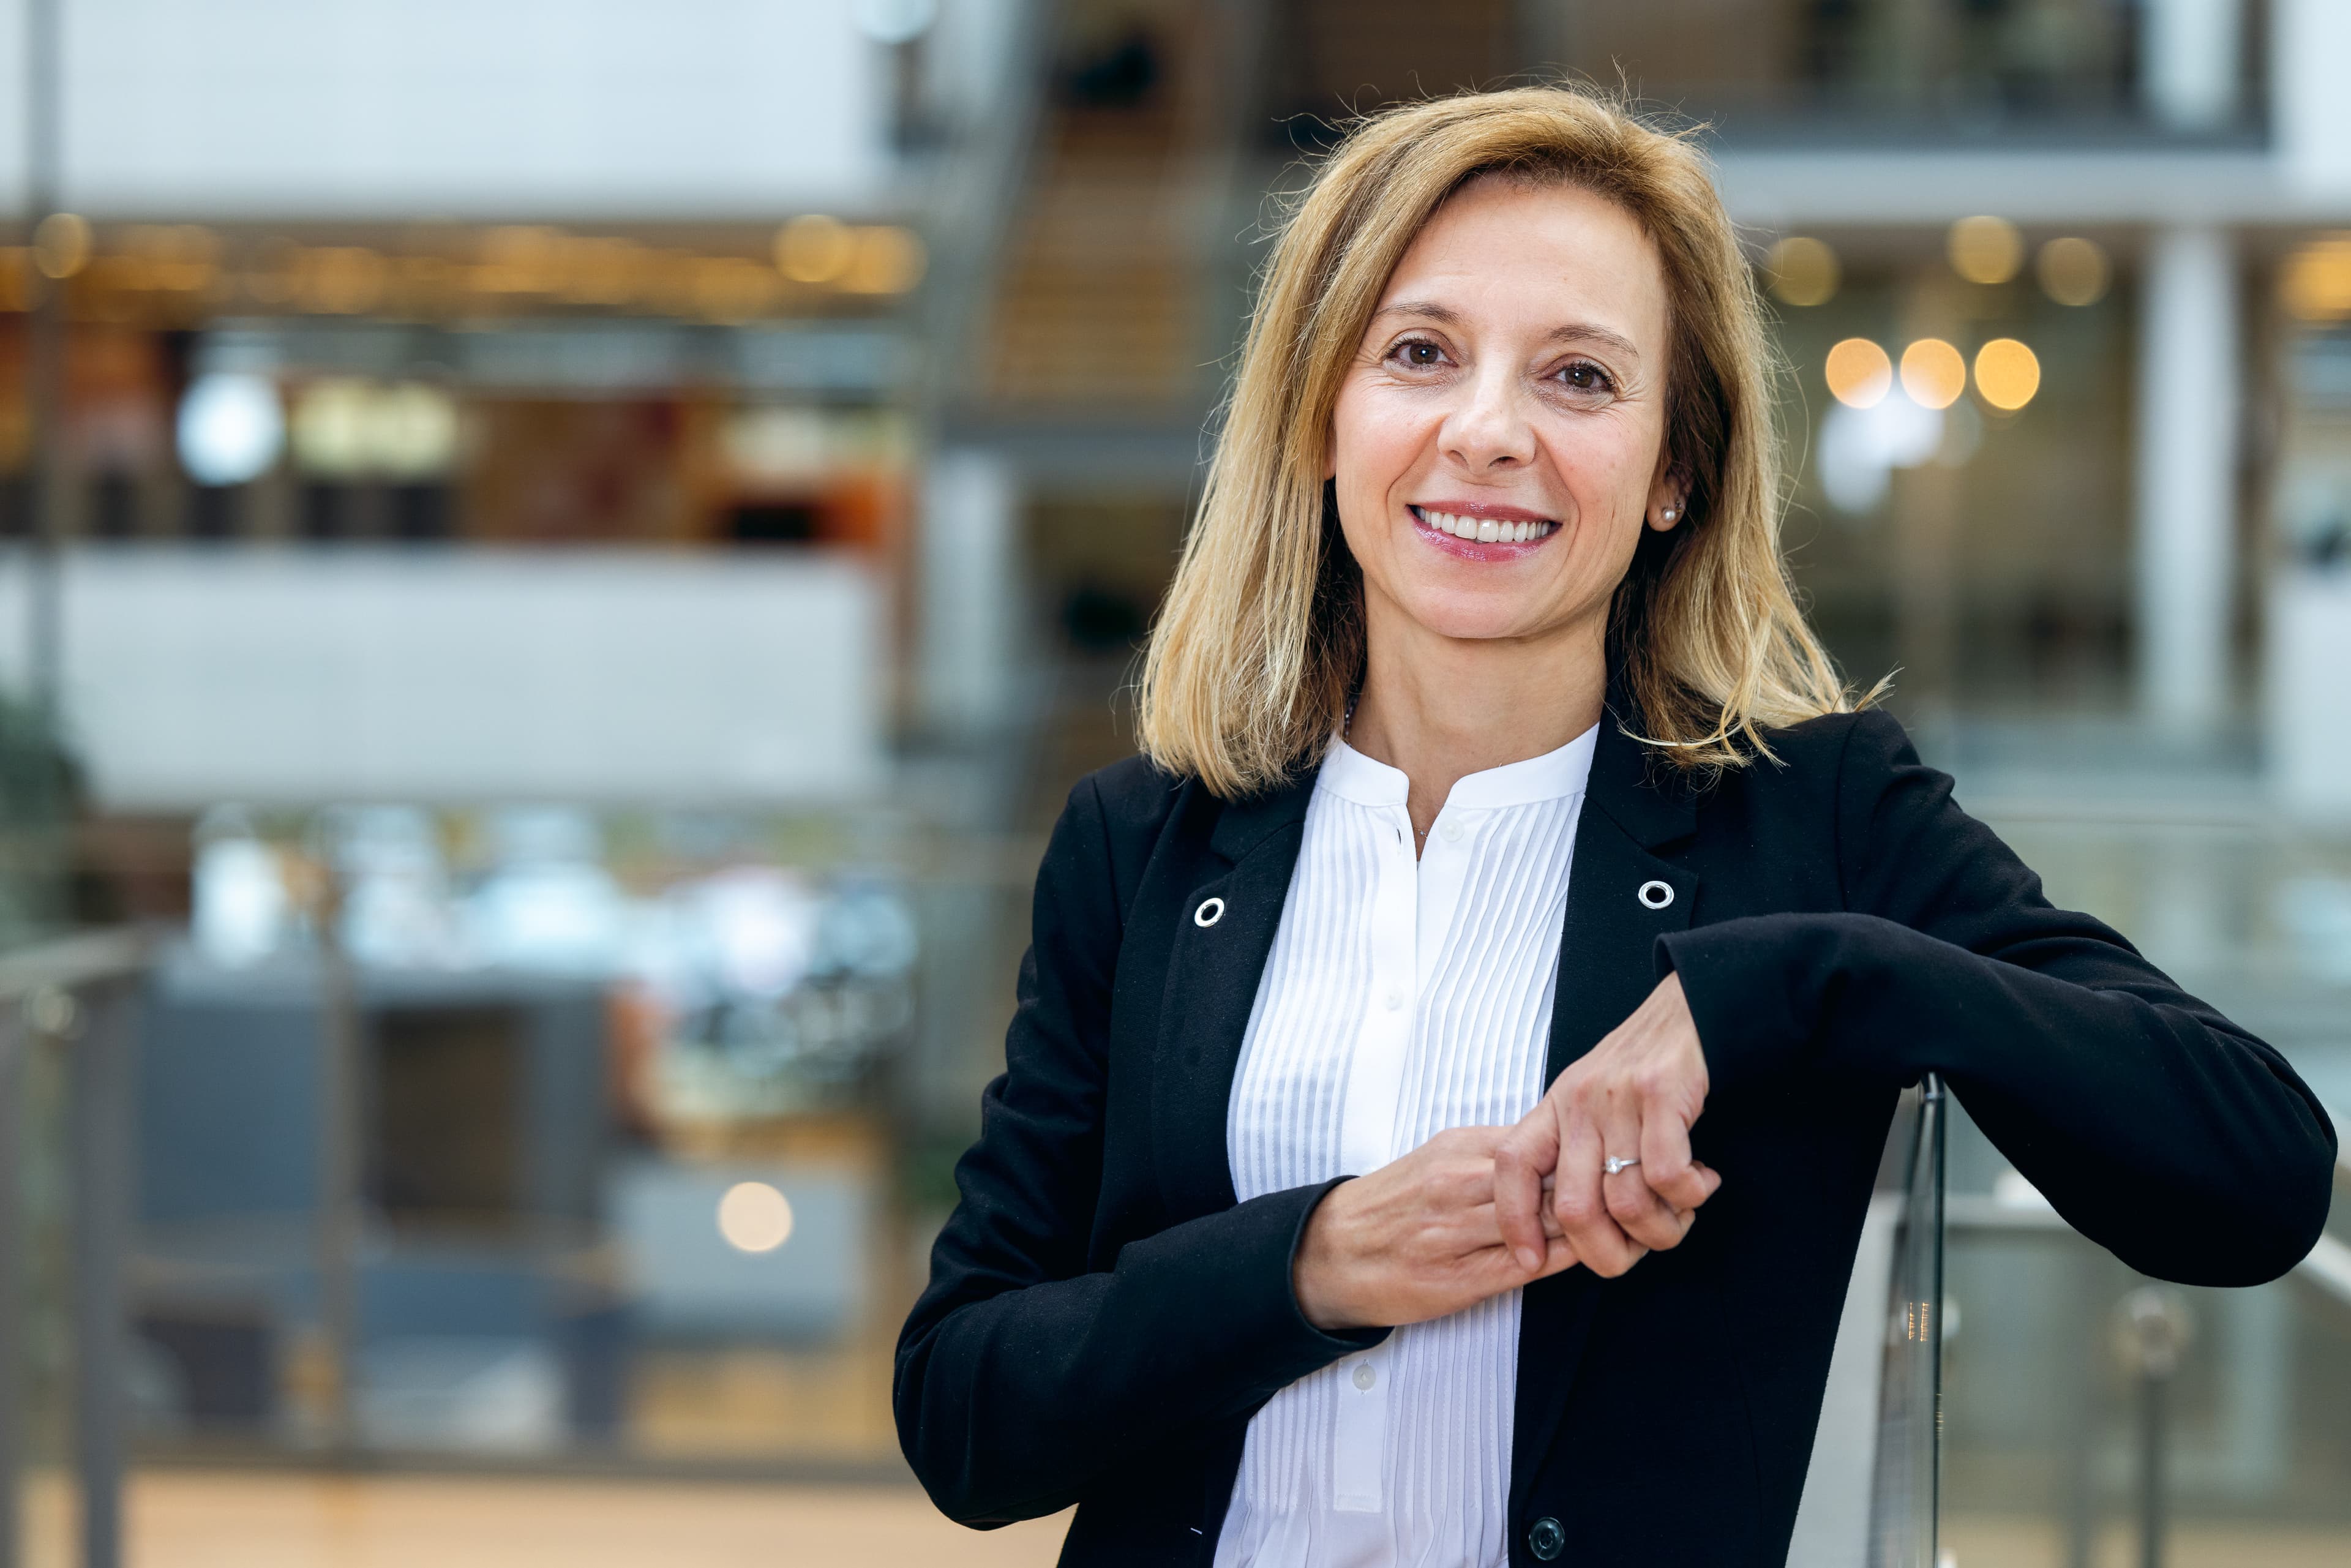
[1441,362,1537,473]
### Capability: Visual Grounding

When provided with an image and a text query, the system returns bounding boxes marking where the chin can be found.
[1391,584,1555,643]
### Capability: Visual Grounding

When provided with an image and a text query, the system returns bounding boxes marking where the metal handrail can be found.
[0,927,151,1568]
[0,928,146,1005]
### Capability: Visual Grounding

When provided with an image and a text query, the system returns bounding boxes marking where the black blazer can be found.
[896,707,2336,1567]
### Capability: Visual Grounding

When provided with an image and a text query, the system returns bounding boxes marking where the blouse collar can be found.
[1316,722,1600,812]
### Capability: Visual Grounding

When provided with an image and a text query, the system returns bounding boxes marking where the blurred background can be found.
[0,1,2347,1565]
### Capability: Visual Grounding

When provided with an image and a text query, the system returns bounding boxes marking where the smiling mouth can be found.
[1409,505,1559,544]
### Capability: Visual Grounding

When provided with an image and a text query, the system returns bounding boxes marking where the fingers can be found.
[1491,1106,1559,1272]
[1553,1095,1644,1277]
[1600,1093,1689,1251]
[1457,1234,1581,1303]
[1637,1085,1719,1213]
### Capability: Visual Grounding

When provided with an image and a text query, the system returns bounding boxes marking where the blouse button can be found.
[1528,1516,1565,1560]
[1352,1362,1376,1390]
[1438,818,1463,844]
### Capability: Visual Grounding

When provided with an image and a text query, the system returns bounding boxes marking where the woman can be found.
[895,86,2337,1567]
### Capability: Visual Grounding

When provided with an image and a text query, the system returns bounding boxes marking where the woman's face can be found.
[1328,176,1681,650]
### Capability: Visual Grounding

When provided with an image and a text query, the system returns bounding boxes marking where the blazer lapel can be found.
[1150,773,1316,1223]
[1512,714,1700,1511]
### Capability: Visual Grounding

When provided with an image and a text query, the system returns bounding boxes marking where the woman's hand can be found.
[1493,972,1722,1279]
[1293,1126,1578,1332]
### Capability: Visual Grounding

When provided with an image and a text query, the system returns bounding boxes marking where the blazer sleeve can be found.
[894,776,1382,1528]
[1659,708,2338,1287]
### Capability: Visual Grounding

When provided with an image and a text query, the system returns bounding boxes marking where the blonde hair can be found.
[1136,84,1862,797]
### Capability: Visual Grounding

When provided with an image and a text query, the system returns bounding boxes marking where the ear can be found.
[1644,461,1687,534]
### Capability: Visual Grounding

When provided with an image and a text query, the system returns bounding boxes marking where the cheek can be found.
[1543,416,1665,525]
[1332,386,1436,499]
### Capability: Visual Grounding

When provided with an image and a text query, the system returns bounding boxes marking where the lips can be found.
[1410,505,1559,546]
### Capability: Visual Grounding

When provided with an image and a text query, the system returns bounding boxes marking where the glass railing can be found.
[102,801,1021,1477]
[0,929,151,1568]
[1872,1076,1948,1568]
[1549,0,2270,144]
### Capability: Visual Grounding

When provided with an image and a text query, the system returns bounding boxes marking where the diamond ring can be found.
[1603,1156,1641,1176]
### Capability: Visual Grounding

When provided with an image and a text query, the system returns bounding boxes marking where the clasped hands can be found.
[1293,972,1723,1333]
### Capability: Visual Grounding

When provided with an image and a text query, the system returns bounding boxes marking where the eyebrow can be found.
[1371,300,1643,363]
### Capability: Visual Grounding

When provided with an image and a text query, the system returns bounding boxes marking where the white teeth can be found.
[1419,508,1557,542]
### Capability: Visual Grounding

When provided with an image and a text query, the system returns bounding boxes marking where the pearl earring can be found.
[1661,505,1679,522]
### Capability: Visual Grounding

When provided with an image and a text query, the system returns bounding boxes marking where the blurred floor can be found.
[1944,1515,2351,1566]
[18,1477,2350,1567]
[21,1472,1070,1568]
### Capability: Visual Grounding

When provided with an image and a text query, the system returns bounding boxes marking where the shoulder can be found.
[1055,752,1196,870]
[1042,753,1210,928]
[1684,709,1933,882]
[1761,705,1912,778]
[1697,707,1915,810]
[1073,751,1192,836]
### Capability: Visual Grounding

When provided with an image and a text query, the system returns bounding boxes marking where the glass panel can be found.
[1871,1075,1947,1568]
[129,806,956,1468]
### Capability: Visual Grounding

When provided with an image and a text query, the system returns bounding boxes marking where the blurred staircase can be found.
[975,3,1254,422]
[950,2,1269,817]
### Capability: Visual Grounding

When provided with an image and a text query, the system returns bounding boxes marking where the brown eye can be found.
[1394,339,1445,367]
[1560,361,1611,391]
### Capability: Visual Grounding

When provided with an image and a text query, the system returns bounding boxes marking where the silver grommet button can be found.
[1194,897,1226,928]
[1637,879,1674,910]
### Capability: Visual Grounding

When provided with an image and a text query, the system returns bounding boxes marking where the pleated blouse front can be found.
[1213,726,1597,1568]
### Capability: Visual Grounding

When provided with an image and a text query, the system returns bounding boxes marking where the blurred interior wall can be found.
[2134,227,2240,737]
[2143,0,2244,133]
[0,0,891,217]
[0,549,889,805]
[917,448,1024,738]
[2277,0,2351,191]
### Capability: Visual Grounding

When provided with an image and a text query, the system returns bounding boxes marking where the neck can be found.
[1346,603,1608,848]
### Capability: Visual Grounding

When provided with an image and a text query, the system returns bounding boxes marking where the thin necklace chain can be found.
[1344,694,1427,844]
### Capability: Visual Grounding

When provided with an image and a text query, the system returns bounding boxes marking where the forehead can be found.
[1377,176,1669,344]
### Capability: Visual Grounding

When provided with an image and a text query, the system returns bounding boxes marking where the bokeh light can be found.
[293,381,461,477]
[2282,233,2351,323]
[2036,236,2110,307]
[716,1181,795,1254]
[1974,338,2042,411]
[1947,216,2023,285]
[31,211,92,280]
[1826,338,1894,408]
[842,226,927,294]
[1900,339,1967,410]
[177,372,285,485]
[1764,236,1840,307]
[776,215,855,284]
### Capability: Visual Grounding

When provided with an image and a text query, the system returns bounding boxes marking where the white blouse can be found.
[1213,726,1599,1568]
